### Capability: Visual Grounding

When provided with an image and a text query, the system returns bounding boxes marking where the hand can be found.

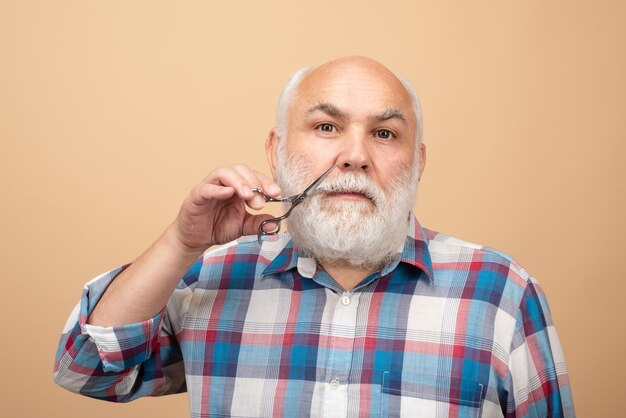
[168,164,281,252]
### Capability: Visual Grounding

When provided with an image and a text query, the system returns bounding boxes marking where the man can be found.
[54,57,575,417]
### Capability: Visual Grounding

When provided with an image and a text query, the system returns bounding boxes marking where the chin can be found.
[319,198,375,215]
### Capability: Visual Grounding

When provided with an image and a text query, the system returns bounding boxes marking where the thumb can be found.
[241,213,281,238]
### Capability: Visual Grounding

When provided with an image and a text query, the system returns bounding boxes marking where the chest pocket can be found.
[381,371,485,418]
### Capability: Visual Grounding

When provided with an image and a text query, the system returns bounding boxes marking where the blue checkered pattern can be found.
[54,214,575,417]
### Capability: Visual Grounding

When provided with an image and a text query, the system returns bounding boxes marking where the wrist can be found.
[161,223,208,260]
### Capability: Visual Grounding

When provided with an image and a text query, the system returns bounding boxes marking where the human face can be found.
[274,135,420,269]
[267,57,424,209]
[266,58,426,267]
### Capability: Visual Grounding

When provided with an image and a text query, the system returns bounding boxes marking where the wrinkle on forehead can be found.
[295,56,415,121]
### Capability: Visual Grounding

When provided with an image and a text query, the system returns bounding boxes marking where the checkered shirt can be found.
[54,214,575,417]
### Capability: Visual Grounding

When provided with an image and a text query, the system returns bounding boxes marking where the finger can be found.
[208,166,256,201]
[192,183,235,205]
[241,213,279,238]
[252,170,282,198]
[235,168,283,210]
[230,165,272,210]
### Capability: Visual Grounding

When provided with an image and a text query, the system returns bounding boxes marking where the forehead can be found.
[293,63,416,121]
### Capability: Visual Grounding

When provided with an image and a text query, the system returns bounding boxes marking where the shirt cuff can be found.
[77,265,166,373]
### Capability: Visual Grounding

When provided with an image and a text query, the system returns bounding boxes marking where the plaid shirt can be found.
[54,215,575,417]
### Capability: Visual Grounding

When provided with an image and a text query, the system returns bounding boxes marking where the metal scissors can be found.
[251,164,336,243]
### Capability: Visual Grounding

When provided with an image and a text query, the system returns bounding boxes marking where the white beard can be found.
[275,142,420,270]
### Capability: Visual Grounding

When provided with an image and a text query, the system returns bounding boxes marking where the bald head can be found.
[275,56,423,144]
[302,56,409,96]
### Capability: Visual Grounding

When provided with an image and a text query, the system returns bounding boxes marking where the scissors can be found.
[251,164,336,243]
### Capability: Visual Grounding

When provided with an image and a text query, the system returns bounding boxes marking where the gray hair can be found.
[274,66,424,144]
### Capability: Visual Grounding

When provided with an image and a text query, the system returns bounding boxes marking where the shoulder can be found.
[424,228,537,303]
[178,233,289,289]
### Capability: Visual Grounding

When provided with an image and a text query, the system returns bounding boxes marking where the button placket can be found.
[322,291,360,417]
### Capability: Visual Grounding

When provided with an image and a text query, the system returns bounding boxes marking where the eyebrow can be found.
[306,102,408,124]
[306,102,347,119]
[374,107,407,124]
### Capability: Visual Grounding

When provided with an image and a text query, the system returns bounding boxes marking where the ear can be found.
[417,142,426,180]
[265,128,281,179]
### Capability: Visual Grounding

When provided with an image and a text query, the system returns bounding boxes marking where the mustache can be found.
[314,173,385,203]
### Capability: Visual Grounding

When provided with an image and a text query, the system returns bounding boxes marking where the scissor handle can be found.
[256,217,282,243]
[250,188,290,203]
[252,164,335,244]
[251,189,292,243]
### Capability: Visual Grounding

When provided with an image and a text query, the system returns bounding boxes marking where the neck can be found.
[319,259,381,291]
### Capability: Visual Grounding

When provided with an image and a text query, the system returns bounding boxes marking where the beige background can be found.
[1,1,624,417]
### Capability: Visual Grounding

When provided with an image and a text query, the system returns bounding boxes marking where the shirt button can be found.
[329,378,340,389]
[341,295,351,306]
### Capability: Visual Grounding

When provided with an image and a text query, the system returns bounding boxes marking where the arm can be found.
[53,265,186,401]
[506,280,576,417]
[88,164,281,326]
[54,164,281,399]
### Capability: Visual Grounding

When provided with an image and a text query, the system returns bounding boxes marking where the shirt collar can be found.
[260,213,434,283]
[398,214,434,282]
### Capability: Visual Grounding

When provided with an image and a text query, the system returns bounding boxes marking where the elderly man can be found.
[54,57,575,417]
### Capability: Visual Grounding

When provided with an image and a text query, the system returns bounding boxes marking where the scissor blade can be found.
[301,164,336,197]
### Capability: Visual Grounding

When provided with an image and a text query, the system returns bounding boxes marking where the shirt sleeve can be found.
[506,279,576,417]
[53,265,186,402]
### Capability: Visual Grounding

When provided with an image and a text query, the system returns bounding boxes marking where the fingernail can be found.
[242,185,251,195]
[268,183,280,194]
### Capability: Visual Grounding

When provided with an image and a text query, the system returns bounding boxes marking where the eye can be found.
[375,129,395,140]
[317,123,336,133]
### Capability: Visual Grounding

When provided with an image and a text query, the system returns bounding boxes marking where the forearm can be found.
[88,164,280,326]
[54,267,185,399]
[88,224,206,327]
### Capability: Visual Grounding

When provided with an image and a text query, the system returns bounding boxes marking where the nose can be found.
[335,130,372,172]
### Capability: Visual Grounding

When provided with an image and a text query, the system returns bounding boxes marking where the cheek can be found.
[284,149,314,172]
[276,148,318,192]
[289,135,338,157]
[377,151,414,176]
[377,157,417,194]
[285,133,318,158]
[288,145,339,176]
